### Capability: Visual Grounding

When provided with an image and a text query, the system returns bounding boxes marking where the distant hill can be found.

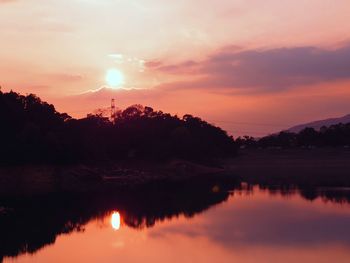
[288,114,350,133]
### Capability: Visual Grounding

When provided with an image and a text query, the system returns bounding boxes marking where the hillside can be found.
[288,114,350,133]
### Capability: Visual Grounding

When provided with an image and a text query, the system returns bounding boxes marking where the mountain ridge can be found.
[288,114,350,133]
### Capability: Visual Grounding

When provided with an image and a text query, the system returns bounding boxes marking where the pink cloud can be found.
[150,44,350,93]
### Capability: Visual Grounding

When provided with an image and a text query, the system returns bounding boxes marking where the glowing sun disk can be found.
[111,211,121,230]
[106,69,125,88]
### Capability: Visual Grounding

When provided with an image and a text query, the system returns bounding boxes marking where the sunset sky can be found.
[1,0,350,136]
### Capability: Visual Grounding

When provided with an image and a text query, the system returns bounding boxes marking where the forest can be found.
[0,90,236,164]
[236,124,350,148]
[1,90,349,165]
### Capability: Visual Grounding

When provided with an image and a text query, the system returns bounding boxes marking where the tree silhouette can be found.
[0,90,237,164]
[236,123,350,148]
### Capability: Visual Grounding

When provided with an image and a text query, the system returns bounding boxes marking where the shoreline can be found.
[226,147,350,187]
[0,147,350,198]
[0,159,231,198]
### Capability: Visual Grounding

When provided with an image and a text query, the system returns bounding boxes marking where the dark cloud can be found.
[150,44,350,92]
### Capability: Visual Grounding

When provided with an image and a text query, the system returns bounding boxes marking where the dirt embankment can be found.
[1,148,349,198]
[0,160,228,197]
[225,148,350,186]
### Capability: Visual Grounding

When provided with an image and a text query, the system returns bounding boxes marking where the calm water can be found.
[1,185,350,263]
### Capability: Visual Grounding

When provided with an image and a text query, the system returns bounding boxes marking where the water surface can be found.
[2,185,350,263]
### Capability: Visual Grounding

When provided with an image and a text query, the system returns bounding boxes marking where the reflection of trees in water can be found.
[238,170,350,204]
[0,177,236,261]
[1,176,350,262]
[241,183,350,204]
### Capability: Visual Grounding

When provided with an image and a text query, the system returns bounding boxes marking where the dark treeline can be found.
[236,124,350,148]
[0,90,236,164]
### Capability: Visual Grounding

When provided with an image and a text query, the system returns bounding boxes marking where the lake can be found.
[1,182,350,263]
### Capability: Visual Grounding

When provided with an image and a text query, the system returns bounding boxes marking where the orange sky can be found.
[1,0,350,136]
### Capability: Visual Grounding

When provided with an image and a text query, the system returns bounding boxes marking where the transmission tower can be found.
[111,98,116,121]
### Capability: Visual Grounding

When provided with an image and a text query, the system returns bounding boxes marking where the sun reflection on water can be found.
[111,211,121,230]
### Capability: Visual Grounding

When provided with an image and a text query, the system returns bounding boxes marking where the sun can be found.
[106,69,125,88]
[111,211,121,230]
